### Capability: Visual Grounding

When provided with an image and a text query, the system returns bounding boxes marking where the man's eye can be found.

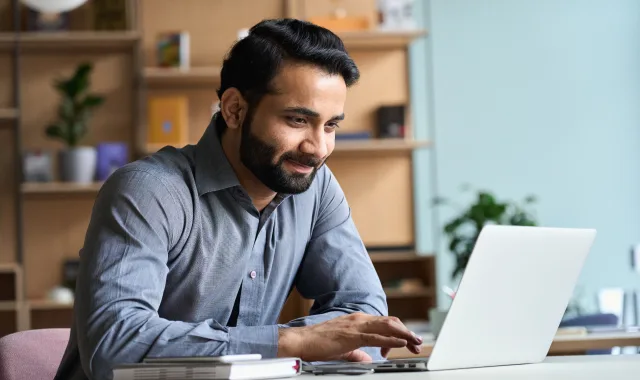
[326,122,340,130]
[287,116,307,124]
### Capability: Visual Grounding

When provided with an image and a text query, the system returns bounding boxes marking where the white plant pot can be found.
[59,146,97,183]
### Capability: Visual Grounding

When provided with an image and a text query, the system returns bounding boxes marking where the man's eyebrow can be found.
[283,107,345,121]
[283,107,320,118]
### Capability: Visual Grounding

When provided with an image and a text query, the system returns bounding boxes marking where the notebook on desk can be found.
[112,356,302,380]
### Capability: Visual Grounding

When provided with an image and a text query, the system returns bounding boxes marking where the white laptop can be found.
[304,225,596,373]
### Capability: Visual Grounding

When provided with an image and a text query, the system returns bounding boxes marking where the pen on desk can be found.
[442,285,456,299]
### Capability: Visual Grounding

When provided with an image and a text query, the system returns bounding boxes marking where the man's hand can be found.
[277,312,423,362]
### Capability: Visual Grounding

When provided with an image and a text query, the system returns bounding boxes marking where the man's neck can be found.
[220,128,277,212]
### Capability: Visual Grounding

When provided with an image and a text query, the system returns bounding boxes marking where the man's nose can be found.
[300,128,328,160]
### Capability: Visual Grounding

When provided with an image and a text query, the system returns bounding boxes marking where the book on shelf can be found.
[112,356,302,380]
[156,31,190,69]
[147,96,189,147]
[335,131,372,140]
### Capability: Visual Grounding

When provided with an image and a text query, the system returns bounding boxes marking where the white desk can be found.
[305,355,640,380]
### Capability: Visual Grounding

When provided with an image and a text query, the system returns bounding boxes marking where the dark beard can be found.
[239,117,324,194]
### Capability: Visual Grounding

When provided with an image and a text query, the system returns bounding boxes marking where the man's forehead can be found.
[271,63,345,89]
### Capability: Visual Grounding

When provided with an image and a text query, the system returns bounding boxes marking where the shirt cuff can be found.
[228,324,279,358]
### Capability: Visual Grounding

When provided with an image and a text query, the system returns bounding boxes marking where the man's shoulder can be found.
[312,164,341,197]
[297,164,347,217]
[103,146,195,201]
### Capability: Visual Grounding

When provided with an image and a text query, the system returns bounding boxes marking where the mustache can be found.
[280,152,324,168]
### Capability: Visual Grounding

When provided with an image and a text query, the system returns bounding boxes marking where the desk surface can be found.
[388,331,640,358]
[304,355,640,380]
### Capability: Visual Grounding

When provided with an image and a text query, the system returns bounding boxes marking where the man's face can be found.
[239,63,347,194]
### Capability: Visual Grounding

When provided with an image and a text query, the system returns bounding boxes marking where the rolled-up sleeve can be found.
[75,169,278,380]
[282,168,388,359]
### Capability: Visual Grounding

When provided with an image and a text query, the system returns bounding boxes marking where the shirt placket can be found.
[242,228,267,324]
[231,187,284,326]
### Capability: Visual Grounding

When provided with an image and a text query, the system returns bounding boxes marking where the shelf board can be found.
[143,66,221,86]
[338,29,427,49]
[0,301,19,311]
[0,31,140,51]
[0,263,20,274]
[369,252,434,263]
[0,108,19,121]
[384,287,434,299]
[333,138,431,154]
[21,181,103,194]
[27,299,73,310]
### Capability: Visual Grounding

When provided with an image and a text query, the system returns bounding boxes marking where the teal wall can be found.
[410,0,640,309]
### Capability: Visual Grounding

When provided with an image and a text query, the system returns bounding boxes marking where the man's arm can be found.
[75,169,278,380]
[280,167,389,358]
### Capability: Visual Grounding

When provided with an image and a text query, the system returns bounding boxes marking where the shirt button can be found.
[250,270,257,279]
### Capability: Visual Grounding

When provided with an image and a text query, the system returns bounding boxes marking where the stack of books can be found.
[112,355,302,380]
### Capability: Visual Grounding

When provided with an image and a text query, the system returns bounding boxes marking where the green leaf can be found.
[83,94,105,108]
[478,191,496,206]
[448,236,462,253]
[444,216,466,234]
[74,62,92,78]
[58,96,75,122]
[485,202,507,220]
[45,124,66,142]
[53,78,70,95]
[72,63,92,94]
[469,204,488,226]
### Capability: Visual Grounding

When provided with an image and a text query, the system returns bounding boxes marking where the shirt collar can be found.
[195,119,241,196]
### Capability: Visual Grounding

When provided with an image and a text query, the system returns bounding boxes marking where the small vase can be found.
[59,146,97,183]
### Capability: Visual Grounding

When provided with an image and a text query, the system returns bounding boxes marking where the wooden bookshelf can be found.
[0,108,19,121]
[143,66,221,86]
[338,29,428,49]
[0,31,140,51]
[21,182,103,195]
[372,252,436,320]
[0,0,437,333]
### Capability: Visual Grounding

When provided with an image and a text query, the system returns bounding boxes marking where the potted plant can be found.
[434,185,538,281]
[46,62,105,183]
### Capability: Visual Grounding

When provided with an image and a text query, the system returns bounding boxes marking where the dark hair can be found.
[214,18,360,130]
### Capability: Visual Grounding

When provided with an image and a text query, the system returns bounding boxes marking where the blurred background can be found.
[0,0,638,350]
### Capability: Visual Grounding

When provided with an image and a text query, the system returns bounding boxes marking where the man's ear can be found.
[219,88,247,130]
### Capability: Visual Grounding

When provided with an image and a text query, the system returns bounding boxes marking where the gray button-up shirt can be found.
[55,121,388,380]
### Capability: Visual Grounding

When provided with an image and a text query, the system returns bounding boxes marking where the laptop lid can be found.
[427,225,596,371]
